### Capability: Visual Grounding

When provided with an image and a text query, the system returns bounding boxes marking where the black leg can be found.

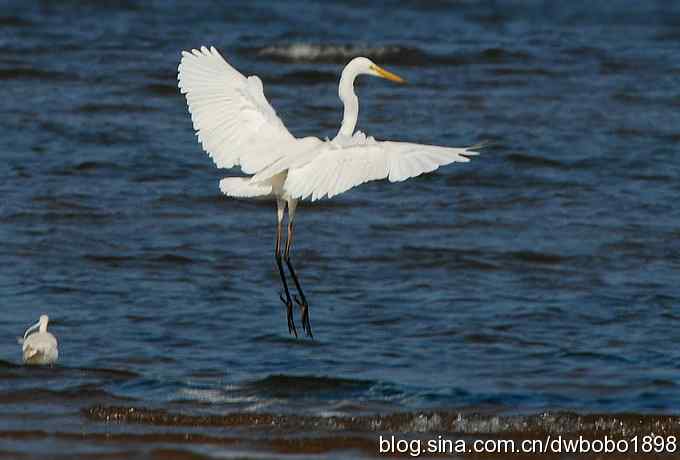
[277,260,297,338]
[284,222,313,338]
[275,200,297,337]
[286,259,312,338]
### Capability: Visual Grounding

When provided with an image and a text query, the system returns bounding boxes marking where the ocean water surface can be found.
[1,0,679,458]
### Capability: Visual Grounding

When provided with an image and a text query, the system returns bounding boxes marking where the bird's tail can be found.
[219,177,272,198]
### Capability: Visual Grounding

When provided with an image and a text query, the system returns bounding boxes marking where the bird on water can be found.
[20,315,58,365]
[178,46,481,338]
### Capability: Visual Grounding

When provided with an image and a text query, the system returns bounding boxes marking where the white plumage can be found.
[178,47,296,174]
[178,47,479,202]
[178,47,481,337]
[219,177,272,198]
[271,138,479,201]
[20,315,58,365]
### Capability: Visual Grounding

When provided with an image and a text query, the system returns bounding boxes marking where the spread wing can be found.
[284,137,482,201]
[178,46,297,174]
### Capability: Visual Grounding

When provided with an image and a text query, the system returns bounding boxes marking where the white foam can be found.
[257,43,403,61]
[178,387,258,404]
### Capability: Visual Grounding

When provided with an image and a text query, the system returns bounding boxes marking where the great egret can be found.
[178,46,481,338]
[19,315,58,365]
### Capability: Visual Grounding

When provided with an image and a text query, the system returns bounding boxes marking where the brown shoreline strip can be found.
[83,406,680,437]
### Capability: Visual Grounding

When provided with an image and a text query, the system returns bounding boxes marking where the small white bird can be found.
[178,46,482,338]
[19,315,58,365]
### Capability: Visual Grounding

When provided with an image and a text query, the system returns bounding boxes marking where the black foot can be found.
[279,291,297,338]
[294,295,313,338]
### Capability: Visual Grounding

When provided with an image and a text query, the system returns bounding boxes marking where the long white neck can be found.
[337,65,360,138]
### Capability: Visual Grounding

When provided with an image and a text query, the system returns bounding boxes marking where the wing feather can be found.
[178,46,297,174]
[219,177,272,197]
[285,139,480,201]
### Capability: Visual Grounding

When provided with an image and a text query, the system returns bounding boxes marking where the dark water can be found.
[1,0,680,458]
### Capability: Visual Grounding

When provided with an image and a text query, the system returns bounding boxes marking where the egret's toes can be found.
[280,292,298,338]
[294,296,313,338]
[303,312,313,339]
[288,314,298,338]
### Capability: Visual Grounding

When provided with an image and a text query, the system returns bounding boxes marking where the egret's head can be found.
[23,314,49,340]
[347,57,406,84]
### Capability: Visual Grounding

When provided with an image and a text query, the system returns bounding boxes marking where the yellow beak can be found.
[371,64,406,84]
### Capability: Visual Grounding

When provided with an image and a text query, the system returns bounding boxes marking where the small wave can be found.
[599,58,639,75]
[73,160,120,172]
[77,103,157,114]
[628,173,674,183]
[480,47,531,62]
[471,77,531,88]
[50,161,123,176]
[0,360,138,379]
[489,67,561,77]
[611,91,662,107]
[397,246,572,270]
[506,153,569,169]
[563,46,606,59]
[151,254,194,265]
[84,254,194,267]
[246,374,376,397]
[252,333,324,346]
[0,16,32,27]
[398,246,499,271]
[0,67,77,81]
[10,210,113,224]
[85,254,136,265]
[269,70,338,85]
[130,172,190,183]
[144,83,178,97]
[0,386,131,404]
[505,250,567,265]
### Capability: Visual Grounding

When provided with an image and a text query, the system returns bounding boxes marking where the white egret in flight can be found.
[19,315,58,365]
[178,46,481,338]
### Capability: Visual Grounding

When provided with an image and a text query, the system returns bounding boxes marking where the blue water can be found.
[1,1,679,458]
